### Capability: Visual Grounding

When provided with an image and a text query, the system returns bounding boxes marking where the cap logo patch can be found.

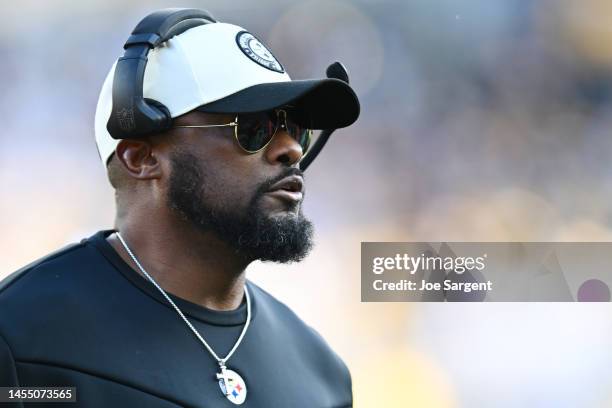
[236,31,284,73]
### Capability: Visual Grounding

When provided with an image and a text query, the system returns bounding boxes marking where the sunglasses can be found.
[174,109,313,154]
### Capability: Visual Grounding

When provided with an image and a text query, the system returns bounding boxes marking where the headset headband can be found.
[106,8,216,140]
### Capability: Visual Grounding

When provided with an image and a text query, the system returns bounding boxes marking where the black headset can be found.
[107,8,350,171]
[106,8,217,140]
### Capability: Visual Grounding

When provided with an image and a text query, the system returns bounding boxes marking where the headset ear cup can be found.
[108,9,215,139]
[144,98,172,131]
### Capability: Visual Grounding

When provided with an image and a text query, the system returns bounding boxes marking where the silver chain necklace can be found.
[116,232,250,405]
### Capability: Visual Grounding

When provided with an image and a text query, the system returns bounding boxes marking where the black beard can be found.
[167,149,314,263]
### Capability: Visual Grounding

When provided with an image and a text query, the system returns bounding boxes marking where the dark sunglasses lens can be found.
[287,124,312,154]
[236,111,313,154]
[236,113,274,152]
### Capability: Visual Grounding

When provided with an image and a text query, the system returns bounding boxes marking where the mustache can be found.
[254,167,305,198]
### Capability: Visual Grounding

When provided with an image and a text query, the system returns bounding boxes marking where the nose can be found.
[264,128,304,166]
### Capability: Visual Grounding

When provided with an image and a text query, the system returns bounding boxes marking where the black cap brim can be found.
[196,78,360,129]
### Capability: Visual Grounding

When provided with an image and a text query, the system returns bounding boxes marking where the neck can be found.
[107,214,250,311]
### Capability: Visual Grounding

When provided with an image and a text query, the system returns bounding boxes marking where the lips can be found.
[266,175,304,203]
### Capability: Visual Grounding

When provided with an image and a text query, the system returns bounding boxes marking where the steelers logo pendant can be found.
[216,367,247,405]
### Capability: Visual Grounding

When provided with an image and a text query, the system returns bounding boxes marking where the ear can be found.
[115,139,163,180]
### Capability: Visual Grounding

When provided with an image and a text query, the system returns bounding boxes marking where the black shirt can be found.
[0,231,352,407]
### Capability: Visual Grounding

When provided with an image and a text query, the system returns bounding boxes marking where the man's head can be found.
[107,109,314,263]
[95,9,359,264]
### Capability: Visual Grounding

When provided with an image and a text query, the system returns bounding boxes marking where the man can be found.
[0,8,359,408]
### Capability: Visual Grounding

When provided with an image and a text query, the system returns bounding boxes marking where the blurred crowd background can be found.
[2,0,612,406]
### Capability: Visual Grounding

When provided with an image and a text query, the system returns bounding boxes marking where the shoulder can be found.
[0,241,86,297]
[246,281,333,348]
[0,235,106,352]
[247,281,319,338]
[246,281,352,384]
[0,236,101,305]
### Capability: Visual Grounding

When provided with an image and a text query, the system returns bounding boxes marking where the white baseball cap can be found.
[94,21,360,165]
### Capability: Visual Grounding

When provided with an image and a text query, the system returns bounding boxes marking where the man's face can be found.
[164,110,314,263]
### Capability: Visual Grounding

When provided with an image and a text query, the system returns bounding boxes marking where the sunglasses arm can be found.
[299,62,350,172]
[299,129,332,171]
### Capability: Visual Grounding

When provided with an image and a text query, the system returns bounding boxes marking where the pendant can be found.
[216,364,247,405]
